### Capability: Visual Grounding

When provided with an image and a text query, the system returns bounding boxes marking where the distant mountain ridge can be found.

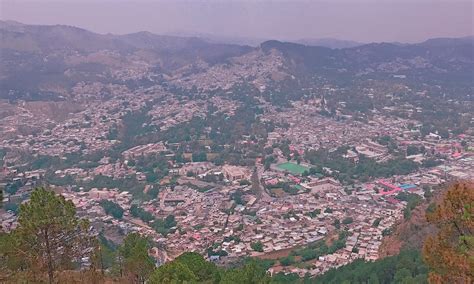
[3,20,471,50]
[294,37,364,49]
[0,20,253,57]
[260,36,473,85]
[1,20,472,100]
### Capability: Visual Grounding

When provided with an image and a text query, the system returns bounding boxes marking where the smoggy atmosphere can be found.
[1,0,472,43]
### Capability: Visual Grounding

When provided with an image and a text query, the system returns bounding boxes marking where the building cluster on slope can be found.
[1,72,473,278]
[171,50,287,91]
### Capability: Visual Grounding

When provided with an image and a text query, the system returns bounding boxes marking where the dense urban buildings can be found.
[0,19,473,281]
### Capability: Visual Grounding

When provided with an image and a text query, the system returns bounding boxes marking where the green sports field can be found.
[276,162,309,175]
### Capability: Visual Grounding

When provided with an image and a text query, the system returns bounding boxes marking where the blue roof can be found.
[399,184,417,190]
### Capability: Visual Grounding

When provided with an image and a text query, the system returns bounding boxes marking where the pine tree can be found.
[1,187,94,283]
[422,182,474,283]
[118,232,155,283]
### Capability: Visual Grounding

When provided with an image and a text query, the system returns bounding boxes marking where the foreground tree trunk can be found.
[2,188,94,283]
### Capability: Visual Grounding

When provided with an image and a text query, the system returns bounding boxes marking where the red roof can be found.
[452,152,462,158]
[378,180,402,195]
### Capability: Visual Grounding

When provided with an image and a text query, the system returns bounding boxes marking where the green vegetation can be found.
[134,153,169,184]
[395,192,422,219]
[119,105,158,147]
[192,152,207,162]
[324,207,333,213]
[92,234,117,272]
[149,252,219,283]
[0,188,93,283]
[342,217,353,224]
[292,240,328,262]
[372,217,383,227]
[4,202,19,213]
[314,249,428,284]
[305,147,419,183]
[148,252,271,284]
[422,182,473,283]
[284,231,348,266]
[99,200,124,219]
[251,241,264,252]
[151,215,177,236]
[231,189,246,205]
[359,183,474,284]
[328,231,348,254]
[271,273,301,283]
[4,180,22,195]
[421,158,442,168]
[382,228,393,236]
[305,209,321,218]
[130,204,154,222]
[266,181,301,195]
[279,255,295,266]
[276,162,309,175]
[117,232,156,283]
[2,183,471,283]
[302,166,324,177]
[0,148,5,167]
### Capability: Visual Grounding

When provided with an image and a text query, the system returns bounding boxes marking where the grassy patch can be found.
[276,162,309,175]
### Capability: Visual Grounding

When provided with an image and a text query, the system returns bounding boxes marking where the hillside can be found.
[313,182,473,284]
[314,249,428,284]
[377,183,459,258]
[378,194,438,257]
[0,20,253,98]
[261,37,474,85]
[1,21,472,101]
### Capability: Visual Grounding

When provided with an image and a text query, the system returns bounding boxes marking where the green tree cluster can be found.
[305,148,419,183]
[151,214,177,236]
[342,217,353,224]
[395,192,422,219]
[117,233,155,283]
[314,249,428,284]
[100,199,124,219]
[130,204,154,222]
[0,188,94,283]
[251,241,264,252]
[149,252,270,284]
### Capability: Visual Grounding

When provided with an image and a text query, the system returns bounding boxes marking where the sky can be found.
[0,0,472,43]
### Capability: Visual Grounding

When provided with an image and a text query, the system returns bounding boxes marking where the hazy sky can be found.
[1,0,472,43]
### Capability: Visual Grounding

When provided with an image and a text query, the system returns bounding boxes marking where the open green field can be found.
[276,162,309,175]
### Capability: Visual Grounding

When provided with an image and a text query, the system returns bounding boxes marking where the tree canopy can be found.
[0,187,93,283]
[100,199,124,219]
[314,249,428,284]
[148,252,270,284]
[422,181,474,283]
[118,232,156,283]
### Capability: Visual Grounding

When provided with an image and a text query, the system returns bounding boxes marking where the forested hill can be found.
[314,250,428,284]
[313,188,438,283]
[313,182,473,284]
[378,186,442,257]
[260,37,474,85]
[1,21,473,101]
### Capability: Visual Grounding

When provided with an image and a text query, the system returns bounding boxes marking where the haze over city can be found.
[1,0,473,43]
[0,1,473,283]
